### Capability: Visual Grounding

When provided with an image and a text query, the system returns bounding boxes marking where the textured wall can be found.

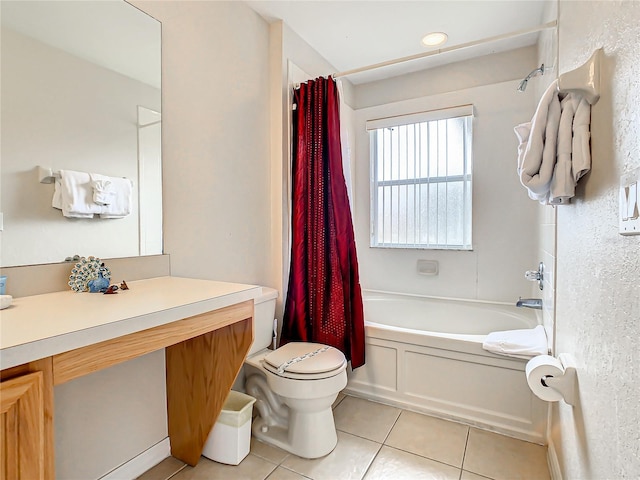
[553,1,640,478]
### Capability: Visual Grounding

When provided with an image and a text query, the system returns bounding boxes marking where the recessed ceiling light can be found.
[421,32,448,47]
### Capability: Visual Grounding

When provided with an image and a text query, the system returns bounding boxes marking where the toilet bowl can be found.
[245,289,347,459]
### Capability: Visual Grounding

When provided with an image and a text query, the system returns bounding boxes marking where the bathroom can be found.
[0,1,638,479]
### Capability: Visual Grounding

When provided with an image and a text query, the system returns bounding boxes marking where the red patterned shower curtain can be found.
[281,76,365,369]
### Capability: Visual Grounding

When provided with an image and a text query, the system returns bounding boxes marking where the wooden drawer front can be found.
[1,371,45,480]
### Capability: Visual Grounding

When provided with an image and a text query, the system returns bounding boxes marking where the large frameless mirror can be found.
[0,0,162,267]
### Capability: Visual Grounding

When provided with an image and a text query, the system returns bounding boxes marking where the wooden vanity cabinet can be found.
[0,359,54,480]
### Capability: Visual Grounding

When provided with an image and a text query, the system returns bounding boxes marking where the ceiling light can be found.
[421,32,448,47]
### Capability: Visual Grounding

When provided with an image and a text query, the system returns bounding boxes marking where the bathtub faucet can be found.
[516,297,542,309]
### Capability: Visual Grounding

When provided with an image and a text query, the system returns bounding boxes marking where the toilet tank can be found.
[249,287,278,355]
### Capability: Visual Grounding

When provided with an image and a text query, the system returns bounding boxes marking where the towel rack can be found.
[557,48,602,105]
[38,166,61,184]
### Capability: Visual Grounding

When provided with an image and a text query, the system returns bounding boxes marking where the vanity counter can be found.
[0,276,261,369]
[0,276,261,477]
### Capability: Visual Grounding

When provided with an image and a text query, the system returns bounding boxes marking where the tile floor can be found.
[138,394,550,480]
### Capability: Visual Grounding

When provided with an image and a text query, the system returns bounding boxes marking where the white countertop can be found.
[0,276,261,370]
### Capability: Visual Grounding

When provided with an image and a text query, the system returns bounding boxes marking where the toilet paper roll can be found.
[525,354,565,402]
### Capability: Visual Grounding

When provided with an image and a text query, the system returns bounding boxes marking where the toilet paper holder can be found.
[540,353,577,406]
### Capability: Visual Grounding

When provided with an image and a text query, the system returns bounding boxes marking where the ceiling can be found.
[246,1,551,84]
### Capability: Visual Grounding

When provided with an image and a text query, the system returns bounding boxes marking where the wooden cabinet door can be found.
[1,371,45,480]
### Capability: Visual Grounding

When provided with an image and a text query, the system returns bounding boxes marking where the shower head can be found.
[517,78,530,92]
[517,64,545,92]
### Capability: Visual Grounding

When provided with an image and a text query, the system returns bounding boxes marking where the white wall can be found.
[550,1,640,478]
[0,27,159,267]
[354,46,537,110]
[353,79,539,303]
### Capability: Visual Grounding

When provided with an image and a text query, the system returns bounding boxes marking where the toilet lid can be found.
[264,342,346,377]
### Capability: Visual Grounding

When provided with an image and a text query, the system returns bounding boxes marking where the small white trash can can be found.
[201,390,256,465]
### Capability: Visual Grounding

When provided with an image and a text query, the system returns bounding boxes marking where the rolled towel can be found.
[482,325,548,359]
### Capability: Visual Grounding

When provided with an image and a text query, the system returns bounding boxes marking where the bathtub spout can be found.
[516,297,542,309]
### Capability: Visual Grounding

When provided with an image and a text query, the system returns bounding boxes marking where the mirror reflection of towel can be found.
[53,170,132,219]
[90,174,115,206]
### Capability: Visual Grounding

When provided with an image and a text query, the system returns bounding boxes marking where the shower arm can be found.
[517,64,546,92]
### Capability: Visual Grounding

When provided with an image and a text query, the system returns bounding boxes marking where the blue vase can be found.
[88,272,110,293]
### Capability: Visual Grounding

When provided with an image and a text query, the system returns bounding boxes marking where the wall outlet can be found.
[619,168,640,236]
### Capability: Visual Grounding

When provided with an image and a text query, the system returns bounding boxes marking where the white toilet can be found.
[245,288,347,459]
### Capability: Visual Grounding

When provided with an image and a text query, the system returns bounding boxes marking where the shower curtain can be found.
[281,76,365,369]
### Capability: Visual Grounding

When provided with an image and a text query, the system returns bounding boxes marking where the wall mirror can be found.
[0,0,162,268]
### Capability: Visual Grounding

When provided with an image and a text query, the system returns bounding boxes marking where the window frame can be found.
[368,105,474,251]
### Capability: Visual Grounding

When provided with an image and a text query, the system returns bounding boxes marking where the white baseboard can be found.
[547,436,563,480]
[100,438,171,480]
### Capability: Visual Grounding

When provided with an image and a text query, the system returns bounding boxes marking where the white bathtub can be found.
[345,290,548,443]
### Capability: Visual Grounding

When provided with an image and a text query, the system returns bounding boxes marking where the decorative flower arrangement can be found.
[68,256,111,292]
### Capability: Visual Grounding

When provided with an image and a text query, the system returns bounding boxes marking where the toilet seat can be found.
[262,342,346,380]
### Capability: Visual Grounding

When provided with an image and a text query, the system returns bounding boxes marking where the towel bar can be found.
[38,166,61,184]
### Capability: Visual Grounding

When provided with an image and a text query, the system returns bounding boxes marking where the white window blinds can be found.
[369,105,473,250]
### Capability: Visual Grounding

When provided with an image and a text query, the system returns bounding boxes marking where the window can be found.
[368,105,473,250]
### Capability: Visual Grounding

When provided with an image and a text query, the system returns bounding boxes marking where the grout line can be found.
[358,442,384,480]
[261,462,279,480]
[166,463,188,480]
[381,409,403,445]
[460,426,471,477]
[383,444,464,472]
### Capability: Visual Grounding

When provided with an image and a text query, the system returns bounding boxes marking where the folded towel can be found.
[549,94,592,204]
[482,325,548,359]
[58,170,101,218]
[98,177,133,218]
[571,96,592,183]
[90,174,115,206]
[517,80,561,204]
[549,94,578,204]
[54,170,132,218]
[52,178,63,210]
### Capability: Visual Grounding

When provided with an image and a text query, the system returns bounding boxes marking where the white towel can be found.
[549,94,578,204]
[90,174,115,206]
[58,170,101,218]
[54,170,132,219]
[571,97,592,183]
[516,80,561,204]
[549,94,591,205]
[99,177,133,218]
[482,325,548,359]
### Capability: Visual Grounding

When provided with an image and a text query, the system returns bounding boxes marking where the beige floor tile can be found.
[136,456,186,480]
[267,466,312,479]
[363,446,461,480]
[251,437,290,465]
[171,454,277,480]
[385,411,469,468]
[333,396,401,443]
[463,428,550,480]
[281,431,381,480]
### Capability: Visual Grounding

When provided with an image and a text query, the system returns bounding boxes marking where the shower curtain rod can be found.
[332,20,557,79]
